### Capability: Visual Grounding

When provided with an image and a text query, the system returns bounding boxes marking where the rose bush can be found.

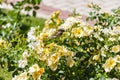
[0,2,120,80]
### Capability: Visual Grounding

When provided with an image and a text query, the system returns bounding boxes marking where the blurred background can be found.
[41,0,120,18]
[1,0,120,19]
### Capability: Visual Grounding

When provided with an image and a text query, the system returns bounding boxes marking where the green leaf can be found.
[15,1,23,7]
[33,6,40,10]
[32,10,36,17]
[35,0,41,4]
[25,6,32,11]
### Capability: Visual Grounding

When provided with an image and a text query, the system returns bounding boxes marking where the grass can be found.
[0,9,46,30]
[0,67,12,80]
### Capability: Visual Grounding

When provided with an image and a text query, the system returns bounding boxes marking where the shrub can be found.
[0,3,120,80]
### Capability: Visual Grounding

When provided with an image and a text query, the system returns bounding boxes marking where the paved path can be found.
[41,0,120,18]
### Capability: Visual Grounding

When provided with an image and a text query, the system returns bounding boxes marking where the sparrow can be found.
[49,28,65,38]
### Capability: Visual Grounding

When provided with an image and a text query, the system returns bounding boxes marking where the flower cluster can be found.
[13,10,120,79]
[39,43,74,71]
[29,64,44,79]
[18,50,29,68]
[26,11,76,71]
[12,64,44,80]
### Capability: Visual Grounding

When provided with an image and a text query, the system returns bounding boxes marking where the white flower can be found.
[101,28,110,35]
[93,55,100,61]
[106,78,119,80]
[93,32,103,41]
[18,59,27,68]
[2,23,11,28]
[42,28,56,36]
[12,72,28,80]
[27,27,36,42]
[29,64,44,79]
[103,57,116,72]
[28,41,38,50]
[47,53,60,66]
[0,38,6,47]
[58,21,72,30]
[93,32,99,38]
[29,64,40,73]
[99,37,104,41]
[58,16,82,30]
[66,16,81,23]
[115,55,120,63]
[112,78,119,80]
[66,57,74,67]
[22,50,29,59]
[49,63,58,71]
[111,45,120,53]
[71,27,84,38]
[104,45,108,50]
[83,26,94,36]
[108,37,116,41]
[100,48,106,57]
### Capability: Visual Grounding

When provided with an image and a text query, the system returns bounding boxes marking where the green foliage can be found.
[10,0,41,17]
[28,4,120,79]
[0,0,43,39]
[0,2,120,80]
[87,3,120,27]
[0,0,44,79]
[0,9,45,40]
[0,67,12,80]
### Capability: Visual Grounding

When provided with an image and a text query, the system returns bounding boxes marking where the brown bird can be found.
[49,28,65,38]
